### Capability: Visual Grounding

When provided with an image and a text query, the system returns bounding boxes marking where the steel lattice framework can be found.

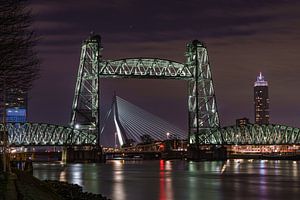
[3,35,299,146]
[70,35,220,145]
[2,122,300,146]
[70,35,101,142]
[216,124,300,145]
[0,122,96,146]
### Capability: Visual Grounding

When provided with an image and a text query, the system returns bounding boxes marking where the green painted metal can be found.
[70,35,220,145]
[186,40,220,144]
[0,122,96,146]
[3,122,300,146]
[70,35,101,144]
[213,124,300,145]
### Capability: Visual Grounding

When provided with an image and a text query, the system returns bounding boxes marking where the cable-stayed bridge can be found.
[1,34,300,147]
[100,95,186,146]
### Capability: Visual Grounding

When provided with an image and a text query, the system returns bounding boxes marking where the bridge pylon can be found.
[70,34,102,144]
[70,34,222,146]
[186,40,221,144]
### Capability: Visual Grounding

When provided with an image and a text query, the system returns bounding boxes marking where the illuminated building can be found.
[254,72,269,125]
[1,89,28,123]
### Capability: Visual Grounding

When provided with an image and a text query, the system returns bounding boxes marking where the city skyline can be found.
[28,0,300,130]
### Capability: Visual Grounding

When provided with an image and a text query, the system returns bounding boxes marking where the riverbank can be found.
[1,170,110,200]
[44,180,110,200]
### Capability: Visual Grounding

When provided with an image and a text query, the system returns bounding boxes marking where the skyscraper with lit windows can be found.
[0,89,28,123]
[254,72,269,125]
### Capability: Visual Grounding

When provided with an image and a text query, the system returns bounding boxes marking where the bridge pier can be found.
[61,146,67,164]
[187,145,227,161]
[63,146,103,163]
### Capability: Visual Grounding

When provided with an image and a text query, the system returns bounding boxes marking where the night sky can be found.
[28,0,300,142]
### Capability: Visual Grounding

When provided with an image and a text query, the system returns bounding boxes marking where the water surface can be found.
[33,160,300,200]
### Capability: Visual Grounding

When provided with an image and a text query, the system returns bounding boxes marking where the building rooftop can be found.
[254,72,268,87]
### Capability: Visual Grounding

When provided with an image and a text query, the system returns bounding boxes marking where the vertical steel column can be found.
[186,40,220,144]
[70,35,102,142]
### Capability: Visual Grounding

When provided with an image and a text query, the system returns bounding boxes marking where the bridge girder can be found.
[100,58,192,79]
[0,122,96,146]
[2,122,299,146]
[212,124,300,145]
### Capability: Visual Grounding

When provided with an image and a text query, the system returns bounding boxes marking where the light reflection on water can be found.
[33,160,300,200]
[112,160,125,200]
[159,160,173,200]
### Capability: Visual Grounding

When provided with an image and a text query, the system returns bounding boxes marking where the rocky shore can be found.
[1,170,110,200]
[44,180,110,200]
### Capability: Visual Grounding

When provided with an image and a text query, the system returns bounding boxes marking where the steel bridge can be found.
[0,122,96,146]
[2,34,300,146]
[70,35,219,146]
[3,121,300,146]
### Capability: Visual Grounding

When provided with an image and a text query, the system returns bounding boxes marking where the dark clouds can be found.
[28,0,300,140]
[31,0,300,47]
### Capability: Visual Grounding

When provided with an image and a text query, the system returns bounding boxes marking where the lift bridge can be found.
[2,34,300,147]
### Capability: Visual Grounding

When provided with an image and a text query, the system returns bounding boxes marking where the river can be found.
[33,159,300,200]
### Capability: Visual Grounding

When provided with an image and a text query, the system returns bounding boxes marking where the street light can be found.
[166,132,170,140]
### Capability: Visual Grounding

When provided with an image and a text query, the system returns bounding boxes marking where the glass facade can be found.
[6,108,26,123]
[0,89,28,122]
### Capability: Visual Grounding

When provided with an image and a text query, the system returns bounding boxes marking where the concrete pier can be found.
[187,145,227,161]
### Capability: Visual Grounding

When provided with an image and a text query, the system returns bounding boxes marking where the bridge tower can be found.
[186,40,220,144]
[112,94,129,147]
[70,35,221,146]
[70,35,101,144]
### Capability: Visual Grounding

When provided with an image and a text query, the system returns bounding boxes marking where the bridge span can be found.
[1,121,300,147]
[1,34,300,149]
[0,122,96,146]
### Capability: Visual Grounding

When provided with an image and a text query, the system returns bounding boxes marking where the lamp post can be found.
[166,132,170,140]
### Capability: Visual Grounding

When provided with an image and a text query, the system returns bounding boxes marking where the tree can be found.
[0,0,39,172]
[140,134,154,144]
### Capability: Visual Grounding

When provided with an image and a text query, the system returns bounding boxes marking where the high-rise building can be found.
[0,89,28,123]
[254,72,269,125]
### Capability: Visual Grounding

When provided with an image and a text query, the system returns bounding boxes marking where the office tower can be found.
[254,72,269,125]
[1,89,27,123]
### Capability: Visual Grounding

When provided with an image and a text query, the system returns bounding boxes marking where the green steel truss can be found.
[186,40,220,144]
[101,58,192,79]
[2,122,300,146]
[218,124,300,145]
[2,35,299,146]
[0,122,96,146]
[70,35,101,143]
[70,35,220,145]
